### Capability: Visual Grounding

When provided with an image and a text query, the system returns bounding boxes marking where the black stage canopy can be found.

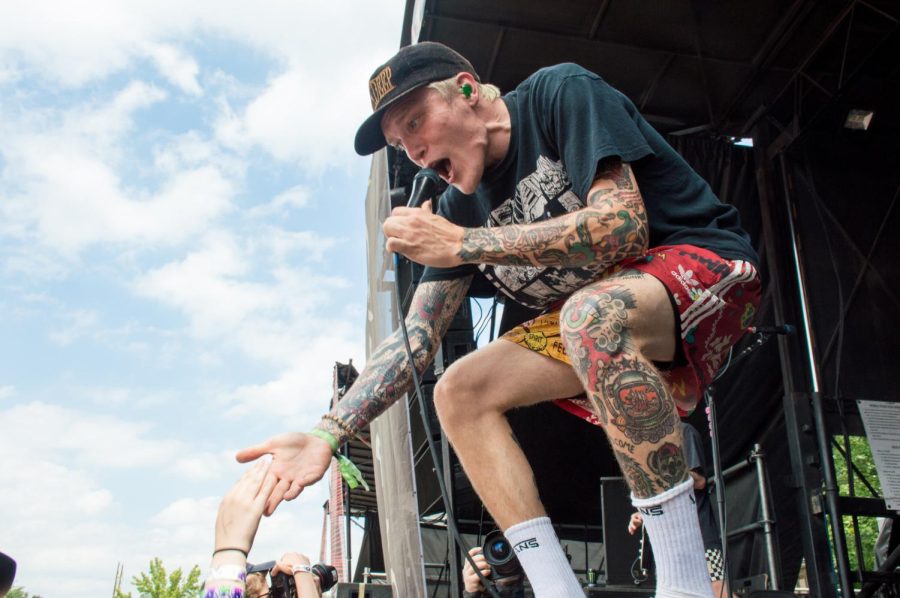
[363,1,900,595]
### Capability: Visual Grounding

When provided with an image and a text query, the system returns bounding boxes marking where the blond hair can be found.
[245,572,268,598]
[428,76,502,101]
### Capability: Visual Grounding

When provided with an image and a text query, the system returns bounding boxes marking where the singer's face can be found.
[381,87,489,194]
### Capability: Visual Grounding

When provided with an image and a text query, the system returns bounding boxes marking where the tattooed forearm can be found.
[457,162,648,268]
[316,276,472,444]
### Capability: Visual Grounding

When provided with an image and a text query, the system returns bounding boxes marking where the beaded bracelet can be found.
[321,413,357,440]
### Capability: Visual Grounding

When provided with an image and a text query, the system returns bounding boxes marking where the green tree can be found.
[114,557,202,598]
[832,435,882,573]
[7,587,43,598]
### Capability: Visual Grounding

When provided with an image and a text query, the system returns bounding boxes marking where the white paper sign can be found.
[857,400,900,512]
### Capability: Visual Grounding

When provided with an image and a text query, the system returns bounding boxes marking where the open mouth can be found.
[430,158,452,181]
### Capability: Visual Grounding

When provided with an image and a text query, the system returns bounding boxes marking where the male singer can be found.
[238,42,760,598]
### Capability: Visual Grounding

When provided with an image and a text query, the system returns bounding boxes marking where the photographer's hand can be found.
[462,546,491,593]
[236,432,333,515]
[272,553,321,598]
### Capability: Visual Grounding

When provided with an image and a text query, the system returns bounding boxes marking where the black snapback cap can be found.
[354,42,479,156]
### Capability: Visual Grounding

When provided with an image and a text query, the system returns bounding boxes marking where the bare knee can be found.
[433,361,484,431]
[433,354,514,431]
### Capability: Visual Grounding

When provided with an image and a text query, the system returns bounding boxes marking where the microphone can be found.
[406,168,441,211]
[747,324,796,335]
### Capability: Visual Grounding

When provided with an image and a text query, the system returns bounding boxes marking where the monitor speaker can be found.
[601,477,647,586]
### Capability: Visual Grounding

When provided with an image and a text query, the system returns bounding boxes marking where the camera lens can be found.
[482,530,522,580]
[490,540,510,560]
[311,563,339,592]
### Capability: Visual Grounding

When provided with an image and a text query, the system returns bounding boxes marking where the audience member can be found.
[200,460,323,598]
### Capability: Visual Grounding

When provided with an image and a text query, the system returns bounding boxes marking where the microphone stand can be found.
[705,330,778,597]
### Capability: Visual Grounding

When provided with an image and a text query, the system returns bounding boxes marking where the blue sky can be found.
[0,2,406,595]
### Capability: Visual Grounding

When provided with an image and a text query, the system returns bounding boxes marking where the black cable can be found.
[393,260,502,598]
[477,503,486,546]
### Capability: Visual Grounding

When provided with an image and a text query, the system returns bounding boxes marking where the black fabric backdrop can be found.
[496,135,804,586]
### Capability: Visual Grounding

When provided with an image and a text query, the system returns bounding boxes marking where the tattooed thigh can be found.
[560,283,638,363]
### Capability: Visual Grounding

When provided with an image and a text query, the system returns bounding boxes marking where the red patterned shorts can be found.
[501,245,761,426]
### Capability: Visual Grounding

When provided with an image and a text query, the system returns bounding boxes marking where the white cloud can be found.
[48,308,99,346]
[0,385,15,400]
[0,63,21,85]
[67,80,169,148]
[248,184,313,218]
[220,343,359,420]
[2,0,400,173]
[132,229,358,367]
[153,130,246,180]
[220,67,369,172]
[0,82,235,258]
[0,1,402,95]
[273,185,311,210]
[3,152,234,255]
[0,402,183,468]
[170,450,238,482]
[144,42,202,95]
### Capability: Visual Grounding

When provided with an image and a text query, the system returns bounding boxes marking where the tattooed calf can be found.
[601,358,678,444]
[612,437,636,454]
[647,442,687,488]
[613,448,655,498]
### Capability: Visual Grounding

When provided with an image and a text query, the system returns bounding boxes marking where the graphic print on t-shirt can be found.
[479,156,608,309]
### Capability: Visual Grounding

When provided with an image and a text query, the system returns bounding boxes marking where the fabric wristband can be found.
[291,564,313,575]
[309,428,339,452]
[205,565,247,583]
[309,429,370,492]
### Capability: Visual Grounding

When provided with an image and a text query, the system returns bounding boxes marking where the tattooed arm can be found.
[458,159,649,269]
[234,277,472,514]
[315,275,473,444]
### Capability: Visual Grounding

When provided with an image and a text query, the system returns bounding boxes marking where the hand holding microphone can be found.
[385,168,464,268]
[406,167,442,211]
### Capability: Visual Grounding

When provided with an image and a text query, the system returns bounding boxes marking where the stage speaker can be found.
[333,582,393,597]
[601,477,646,586]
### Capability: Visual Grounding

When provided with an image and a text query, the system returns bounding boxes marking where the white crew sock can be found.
[632,478,713,598]
[504,516,582,598]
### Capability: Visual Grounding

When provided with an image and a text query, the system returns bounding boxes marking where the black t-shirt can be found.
[421,63,758,309]
[682,421,722,550]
